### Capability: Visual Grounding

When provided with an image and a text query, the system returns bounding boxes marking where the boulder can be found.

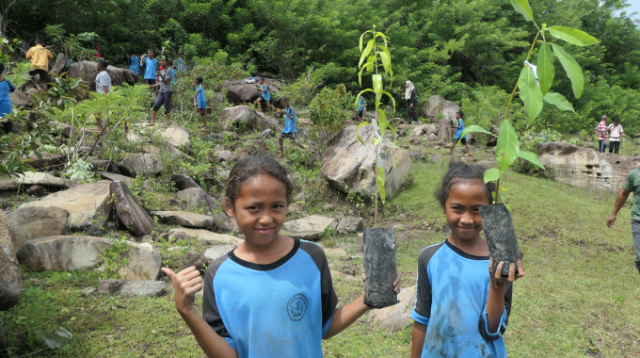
[260,129,274,138]
[13,171,66,187]
[487,125,500,146]
[281,215,338,241]
[117,153,163,177]
[50,53,67,77]
[110,181,153,237]
[221,106,256,131]
[216,150,238,163]
[161,126,190,147]
[27,185,48,196]
[17,236,162,280]
[151,211,215,228]
[248,140,270,157]
[424,95,460,120]
[66,61,137,97]
[6,206,69,245]
[19,181,113,230]
[177,249,208,271]
[0,213,21,311]
[204,245,236,262]
[255,112,280,131]
[539,142,640,196]
[177,187,218,211]
[171,174,200,191]
[336,217,365,234]
[0,179,16,191]
[426,133,439,142]
[408,146,429,162]
[99,172,133,185]
[23,153,66,170]
[431,153,443,163]
[369,287,416,332]
[98,280,166,297]
[215,79,282,104]
[10,92,33,108]
[89,159,120,174]
[167,228,242,245]
[321,125,413,199]
[437,117,456,142]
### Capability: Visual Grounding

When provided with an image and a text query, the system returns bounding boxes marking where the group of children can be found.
[161,156,524,358]
[596,115,626,154]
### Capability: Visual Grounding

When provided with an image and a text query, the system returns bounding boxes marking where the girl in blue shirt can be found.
[162,156,401,358]
[0,63,15,134]
[128,53,139,76]
[139,49,158,85]
[278,96,306,158]
[192,76,208,129]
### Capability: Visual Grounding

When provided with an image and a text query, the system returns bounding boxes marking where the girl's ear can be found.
[224,197,235,217]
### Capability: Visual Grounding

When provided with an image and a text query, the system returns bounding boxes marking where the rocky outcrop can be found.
[215,79,282,104]
[17,236,162,280]
[161,126,189,147]
[151,211,215,228]
[437,117,456,142]
[110,181,153,236]
[539,142,640,195]
[0,214,21,311]
[117,153,163,177]
[19,181,113,230]
[336,217,365,234]
[221,105,256,131]
[281,215,338,241]
[10,92,33,108]
[23,153,66,170]
[255,112,280,131]
[171,174,199,191]
[321,125,413,199]
[6,206,69,246]
[67,61,138,97]
[100,172,133,185]
[204,245,236,262]
[167,228,243,245]
[98,280,166,297]
[424,95,460,120]
[177,187,218,211]
[13,171,66,187]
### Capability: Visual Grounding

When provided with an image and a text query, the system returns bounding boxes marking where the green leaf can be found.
[551,43,584,99]
[377,165,386,204]
[358,39,374,68]
[378,109,387,139]
[537,42,554,96]
[518,66,544,125]
[375,32,388,48]
[517,150,545,170]
[484,168,501,183]
[543,92,575,112]
[509,0,533,22]
[495,120,519,173]
[459,125,495,139]
[354,89,374,109]
[378,51,393,76]
[359,30,372,52]
[381,91,396,111]
[356,121,370,145]
[548,26,599,47]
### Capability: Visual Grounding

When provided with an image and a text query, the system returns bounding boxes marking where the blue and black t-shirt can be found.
[411,239,513,358]
[203,239,338,358]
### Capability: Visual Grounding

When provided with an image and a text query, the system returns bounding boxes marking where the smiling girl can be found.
[162,156,400,358]
[410,162,526,358]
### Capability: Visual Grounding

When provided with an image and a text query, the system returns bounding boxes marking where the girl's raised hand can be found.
[162,266,203,314]
[489,251,525,285]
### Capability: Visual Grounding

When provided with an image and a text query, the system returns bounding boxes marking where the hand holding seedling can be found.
[489,251,525,286]
[162,266,202,314]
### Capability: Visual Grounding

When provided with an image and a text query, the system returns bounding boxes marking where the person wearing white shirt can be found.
[607,118,625,154]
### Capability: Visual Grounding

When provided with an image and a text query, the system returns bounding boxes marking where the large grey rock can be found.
[204,245,236,262]
[50,53,67,77]
[23,153,66,170]
[177,250,208,271]
[167,228,243,245]
[171,174,200,191]
[336,217,365,234]
[321,125,413,199]
[0,179,17,191]
[255,112,280,131]
[19,181,113,230]
[221,105,256,131]
[99,172,133,185]
[67,61,137,98]
[424,95,460,120]
[215,79,282,104]
[110,181,153,236]
[281,215,338,241]
[369,287,416,332]
[426,133,439,142]
[98,280,166,297]
[437,117,456,142]
[6,206,69,246]
[151,211,215,228]
[13,171,66,187]
[216,150,238,163]
[161,126,190,147]
[0,213,21,311]
[539,142,640,195]
[89,159,121,174]
[10,92,33,108]
[17,236,162,280]
[117,153,163,177]
[177,187,218,211]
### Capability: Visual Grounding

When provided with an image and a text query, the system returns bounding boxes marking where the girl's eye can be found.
[247,206,260,210]
[273,205,285,209]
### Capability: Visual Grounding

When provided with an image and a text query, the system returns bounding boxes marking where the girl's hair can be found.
[435,162,496,207]
[166,59,173,66]
[225,156,294,206]
[147,48,154,53]
[456,110,463,117]
[0,63,5,75]
[196,76,203,84]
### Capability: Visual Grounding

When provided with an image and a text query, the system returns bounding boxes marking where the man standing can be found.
[595,115,608,153]
[607,168,640,274]
[607,118,625,155]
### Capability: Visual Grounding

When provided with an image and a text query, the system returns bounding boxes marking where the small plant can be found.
[101,235,131,279]
[64,157,94,181]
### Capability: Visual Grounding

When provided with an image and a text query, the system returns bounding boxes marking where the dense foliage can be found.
[4,0,640,133]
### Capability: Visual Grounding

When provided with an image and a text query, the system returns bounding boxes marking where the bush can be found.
[308,85,350,153]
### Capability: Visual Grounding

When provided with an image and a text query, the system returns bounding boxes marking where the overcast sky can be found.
[626,0,640,21]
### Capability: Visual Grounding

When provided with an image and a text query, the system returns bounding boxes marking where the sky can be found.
[627,0,640,20]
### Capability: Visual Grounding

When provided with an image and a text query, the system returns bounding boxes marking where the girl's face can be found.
[405,82,409,88]
[442,181,490,242]
[147,50,154,58]
[224,174,288,247]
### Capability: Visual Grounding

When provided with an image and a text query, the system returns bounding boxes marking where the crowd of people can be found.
[595,115,626,154]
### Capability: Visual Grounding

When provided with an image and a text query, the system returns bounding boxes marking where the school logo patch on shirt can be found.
[287,294,308,321]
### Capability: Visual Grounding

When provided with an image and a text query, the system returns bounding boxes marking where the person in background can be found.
[21,38,53,93]
[0,63,16,134]
[278,96,306,158]
[607,118,624,155]
[254,77,272,113]
[595,115,609,153]
[140,49,158,90]
[402,80,419,124]
[177,53,186,75]
[171,65,176,86]
[148,59,173,126]
[608,168,640,275]
[94,59,112,132]
[448,111,473,156]
[94,42,102,59]
[356,93,367,122]
[193,76,208,130]
[128,50,139,76]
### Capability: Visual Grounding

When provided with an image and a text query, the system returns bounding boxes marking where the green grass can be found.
[2,159,640,357]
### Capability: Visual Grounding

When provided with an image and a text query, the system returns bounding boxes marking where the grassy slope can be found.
[3,159,640,357]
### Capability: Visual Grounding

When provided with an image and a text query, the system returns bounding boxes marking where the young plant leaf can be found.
[378,51,393,76]
[372,74,383,97]
[359,30,372,52]
[377,165,386,204]
[550,43,584,99]
[382,91,396,110]
[484,168,501,183]
[537,42,555,96]
[517,150,545,169]
[543,92,575,112]
[518,66,544,125]
[509,0,533,22]
[495,120,520,173]
[358,39,374,68]
[355,89,374,108]
[375,32,388,48]
[378,109,387,139]
[356,121,370,145]
[547,26,599,47]
[459,125,496,139]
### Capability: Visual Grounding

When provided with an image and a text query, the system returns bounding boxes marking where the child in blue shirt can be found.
[254,77,272,113]
[128,52,139,76]
[139,49,158,86]
[177,53,186,75]
[357,95,367,122]
[163,156,401,358]
[0,63,15,134]
[448,111,474,156]
[192,76,208,130]
[410,162,525,358]
[278,96,306,158]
